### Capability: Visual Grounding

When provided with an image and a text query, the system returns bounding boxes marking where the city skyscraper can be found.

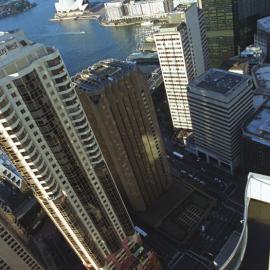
[0,30,160,270]
[254,16,270,62]
[198,0,270,67]
[0,199,44,270]
[187,69,253,174]
[73,59,171,212]
[154,3,207,130]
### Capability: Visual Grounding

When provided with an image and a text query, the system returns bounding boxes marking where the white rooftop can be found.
[257,16,270,34]
[240,45,263,59]
[55,0,88,13]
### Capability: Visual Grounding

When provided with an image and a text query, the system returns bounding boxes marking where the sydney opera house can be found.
[55,0,89,13]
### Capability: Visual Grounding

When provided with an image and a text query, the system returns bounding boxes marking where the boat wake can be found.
[59,31,86,35]
[33,31,86,38]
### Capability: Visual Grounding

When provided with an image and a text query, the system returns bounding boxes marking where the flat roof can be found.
[254,65,270,90]
[244,99,270,146]
[195,69,245,94]
[169,253,209,270]
[257,16,270,33]
[159,23,185,33]
[0,151,21,178]
[72,59,135,93]
[214,231,240,268]
[188,69,250,100]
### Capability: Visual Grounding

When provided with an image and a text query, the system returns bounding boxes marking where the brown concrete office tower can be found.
[0,200,44,270]
[0,30,158,270]
[73,59,171,212]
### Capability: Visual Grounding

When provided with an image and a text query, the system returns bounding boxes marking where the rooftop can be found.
[159,23,185,32]
[244,99,270,146]
[257,16,270,33]
[254,65,270,90]
[0,150,21,179]
[240,45,264,59]
[72,59,135,93]
[190,69,247,95]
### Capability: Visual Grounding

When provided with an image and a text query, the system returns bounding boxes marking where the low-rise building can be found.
[222,45,264,75]
[187,69,254,174]
[242,100,270,176]
[0,150,23,189]
[104,0,126,21]
[104,0,173,21]
[0,199,44,270]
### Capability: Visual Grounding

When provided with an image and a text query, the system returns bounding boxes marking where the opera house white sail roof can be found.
[55,0,88,13]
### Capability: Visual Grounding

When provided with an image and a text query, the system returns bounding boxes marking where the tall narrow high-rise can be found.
[0,30,160,270]
[73,59,171,212]
[154,3,207,129]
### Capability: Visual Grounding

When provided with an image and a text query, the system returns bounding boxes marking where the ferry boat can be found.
[141,21,154,27]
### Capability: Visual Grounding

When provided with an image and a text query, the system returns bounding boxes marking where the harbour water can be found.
[0,0,140,74]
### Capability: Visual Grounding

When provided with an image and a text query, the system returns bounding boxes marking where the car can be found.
[214,177,221,182]
[188,174,193,178]
[180,170,187,174]
[193,177,199,181]
[199,181,206,185]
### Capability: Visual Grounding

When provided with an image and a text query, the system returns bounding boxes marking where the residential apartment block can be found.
[0,30,160,270]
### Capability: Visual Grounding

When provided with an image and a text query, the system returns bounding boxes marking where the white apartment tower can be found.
[187,69,254,174]
[154,3,208,129]
[0,30,156,270]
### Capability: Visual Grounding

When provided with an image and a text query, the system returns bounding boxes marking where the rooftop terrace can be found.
[193,69,246,95]
[72,59,135,92]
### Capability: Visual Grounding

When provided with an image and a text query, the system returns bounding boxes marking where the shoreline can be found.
[50,14,100,22]
[50,13,142,27]
[0,2,37,20]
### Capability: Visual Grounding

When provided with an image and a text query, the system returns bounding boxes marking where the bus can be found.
[134,226,148,237]
[172,151,184,159]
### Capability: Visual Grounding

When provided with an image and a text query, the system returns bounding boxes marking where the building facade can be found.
[0,30,159,270]
[104,0,173,21]
[254,17,270,62]
[0,149,23,189]
[187,69,254,174]
[73,59,171,212]
[154,3,207,129]
[198,0,270,67]
[242,100,270,176]
[104,0,125,21]
[0,199,44,270]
